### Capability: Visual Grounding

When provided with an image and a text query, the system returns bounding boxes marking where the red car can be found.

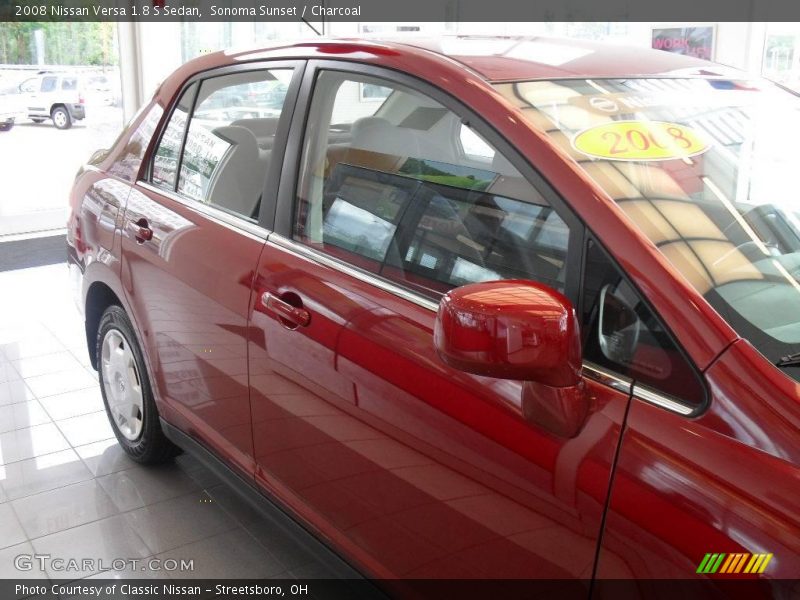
[67,36,800,592]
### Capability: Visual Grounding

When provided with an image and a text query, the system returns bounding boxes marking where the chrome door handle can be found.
[127,218,153,243]
[261,292,311,328]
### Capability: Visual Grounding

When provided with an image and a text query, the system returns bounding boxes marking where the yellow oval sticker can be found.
[572,120,710,161]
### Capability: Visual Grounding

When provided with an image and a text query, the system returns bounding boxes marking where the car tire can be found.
[31,118,45,124]
[0,121,12,132]
[96,305,180,464]
[51,106,72,130]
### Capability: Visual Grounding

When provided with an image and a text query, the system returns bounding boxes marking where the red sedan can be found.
[67,36,800,592]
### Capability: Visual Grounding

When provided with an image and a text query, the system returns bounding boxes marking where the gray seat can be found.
[207,125,264,219]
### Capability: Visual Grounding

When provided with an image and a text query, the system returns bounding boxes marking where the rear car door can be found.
[248,62,634,584]
[121,61,302,476]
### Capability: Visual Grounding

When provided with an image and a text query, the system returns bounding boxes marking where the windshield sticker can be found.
[572,121,711,161]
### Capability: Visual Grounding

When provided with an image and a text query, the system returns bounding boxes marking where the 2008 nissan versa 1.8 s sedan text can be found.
[66,36,800,595]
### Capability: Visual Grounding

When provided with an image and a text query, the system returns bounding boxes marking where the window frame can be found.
[273,60,585,308]
[142,59,306,232]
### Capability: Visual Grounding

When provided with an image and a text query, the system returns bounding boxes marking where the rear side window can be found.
[294,70,570,298]
[176,68,293,221]
[61,78,78,91]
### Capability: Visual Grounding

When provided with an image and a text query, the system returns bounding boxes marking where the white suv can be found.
[18,72,86,129]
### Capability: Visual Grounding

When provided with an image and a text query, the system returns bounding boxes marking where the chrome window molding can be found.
[267,234,440,312]
[582,362,632,394]
[137,180,269,242]
[632,384,694,416]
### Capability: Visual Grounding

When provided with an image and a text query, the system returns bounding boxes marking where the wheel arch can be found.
[84,281,123,370]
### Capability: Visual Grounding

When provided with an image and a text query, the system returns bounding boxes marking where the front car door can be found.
[248,62,639,587]
[121,62,302,476]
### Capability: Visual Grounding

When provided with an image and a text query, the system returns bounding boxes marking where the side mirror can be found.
[434,280,588,437]
[598,283,641,365]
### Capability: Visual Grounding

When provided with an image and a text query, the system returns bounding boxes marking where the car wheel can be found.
[31,118,45,123]
[97,305,180,464]
[0,121,12,132]
[51,106,72,129]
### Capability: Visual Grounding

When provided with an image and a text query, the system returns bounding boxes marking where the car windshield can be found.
[494,77,800,377]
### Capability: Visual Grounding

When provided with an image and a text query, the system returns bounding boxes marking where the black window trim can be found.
[142,58,307,233]
[581,234,709,416]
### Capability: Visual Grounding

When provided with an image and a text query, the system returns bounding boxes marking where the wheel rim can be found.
[53,111,67,127]
[101,329,144,440]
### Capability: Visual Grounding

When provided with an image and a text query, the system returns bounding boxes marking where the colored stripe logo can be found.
[697,552,772,574]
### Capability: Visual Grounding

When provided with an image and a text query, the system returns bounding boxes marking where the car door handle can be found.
[127,218,153,243]
[261,292,311,328]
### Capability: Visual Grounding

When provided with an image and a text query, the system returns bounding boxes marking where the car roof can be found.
[386,35,743,82]
[207,36,745,87]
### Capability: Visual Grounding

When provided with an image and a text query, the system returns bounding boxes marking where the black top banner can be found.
[2,0,800,22]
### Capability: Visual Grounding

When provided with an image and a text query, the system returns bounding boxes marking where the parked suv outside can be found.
[18,72,86,129]
[66,37,800,594]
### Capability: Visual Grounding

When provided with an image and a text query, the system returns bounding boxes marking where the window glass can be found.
[177,68,293,221]
[61,77,78,91]
[294,71,570,299]
[19,78,37,93]
[40,76,57,92]
[151,82,196,191]
[582,239,705,406]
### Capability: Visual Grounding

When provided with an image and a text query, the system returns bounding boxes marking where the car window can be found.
[61,78,78,91]
[40,76,57,92]
[294,70,571,299]
[19,78,38,93]
[151,83,197,191]
[176,68,294,221]
[582,238,705,406]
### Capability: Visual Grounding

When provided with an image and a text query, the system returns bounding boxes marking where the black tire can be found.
[31,118,45,123]
[96,305,180,464]
[51,106,72,130]
[0,121,12,132]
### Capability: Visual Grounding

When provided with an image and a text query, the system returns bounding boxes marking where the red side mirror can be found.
[434,280,582,386]
[435,280,587,437]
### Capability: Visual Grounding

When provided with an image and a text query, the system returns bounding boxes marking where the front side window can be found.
[294,70,570,299]
[582,239,705,406]
[40,76,57,92]
[495,77,800,381]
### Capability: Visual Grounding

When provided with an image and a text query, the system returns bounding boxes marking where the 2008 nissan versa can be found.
[66,36,800,587]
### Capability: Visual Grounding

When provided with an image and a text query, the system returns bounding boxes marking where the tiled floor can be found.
[0,261,342,583]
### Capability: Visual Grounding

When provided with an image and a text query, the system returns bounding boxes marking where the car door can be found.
[121,62,302,476]
[19,76,46,115]
[248,63,635,585]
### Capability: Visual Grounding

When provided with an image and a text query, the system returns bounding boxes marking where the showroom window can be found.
[175,68,294,221]
[294,70,570,299]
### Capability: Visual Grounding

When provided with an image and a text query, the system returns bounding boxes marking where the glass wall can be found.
[0,23,124,237]
[763,23,800,92]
